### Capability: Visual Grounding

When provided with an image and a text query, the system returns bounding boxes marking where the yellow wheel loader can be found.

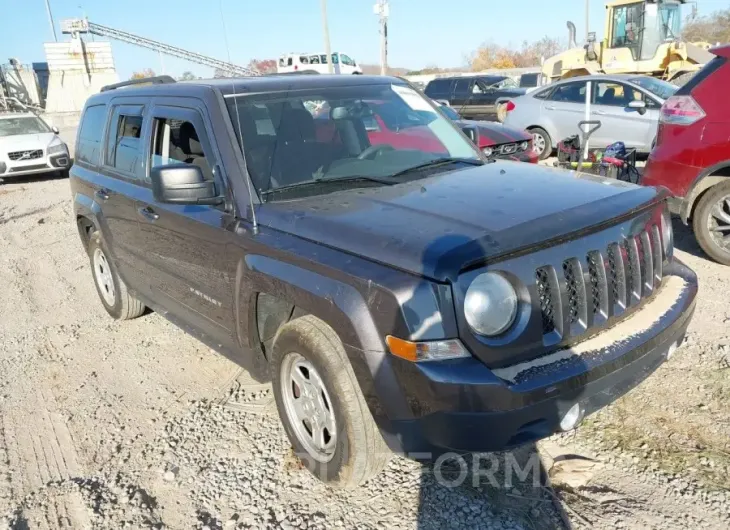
[542,0,714,85]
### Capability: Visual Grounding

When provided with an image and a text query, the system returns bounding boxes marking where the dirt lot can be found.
[0,150,728,528]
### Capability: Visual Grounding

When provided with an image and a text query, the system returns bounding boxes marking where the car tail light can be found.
[660,95,705,125]
[506,101,516,112]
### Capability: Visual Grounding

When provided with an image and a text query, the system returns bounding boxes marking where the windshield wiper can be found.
[260,175,395,201]
[389,157,485,179]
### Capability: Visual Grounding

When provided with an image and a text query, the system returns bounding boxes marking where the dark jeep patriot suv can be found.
[71,74,697,488]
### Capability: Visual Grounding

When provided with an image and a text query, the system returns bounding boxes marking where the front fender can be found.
[237,254,415,425]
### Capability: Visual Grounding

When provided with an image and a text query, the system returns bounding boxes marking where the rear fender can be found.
[682,161,730,222]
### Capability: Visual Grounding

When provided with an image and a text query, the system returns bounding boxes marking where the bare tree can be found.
[130,68,156,80]
[469,36,564,71]
[683,8,730,45]
[178,71,197,81]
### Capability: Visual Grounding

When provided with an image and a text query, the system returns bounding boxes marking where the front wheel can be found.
[692,181,730,265]
[529,127,552,160]
[270,315,389,488]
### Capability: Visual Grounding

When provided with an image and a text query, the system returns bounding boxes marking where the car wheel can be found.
[496,102,508,123]
[57,169,70,179]
[271,315,389,488]
[692,181,730,266]
[88,232,146,319]
[529,127,552,160]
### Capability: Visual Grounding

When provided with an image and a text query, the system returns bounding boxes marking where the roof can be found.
[548,73,659,84]
[427,74,509,83]
[90,74,406,102]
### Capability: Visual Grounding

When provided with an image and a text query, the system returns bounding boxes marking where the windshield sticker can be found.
[392,85,435,112]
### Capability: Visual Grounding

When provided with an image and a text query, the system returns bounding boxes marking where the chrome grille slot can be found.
[640,230,654,294]
[624,237,642,305]
[535,267,556,334]
[587,250,608,319]
[607,243,627,312]
[651,225,663,283]
[562,258,587,328]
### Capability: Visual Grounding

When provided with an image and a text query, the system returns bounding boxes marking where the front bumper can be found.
[381,260,697,456]
[0,152,70,178]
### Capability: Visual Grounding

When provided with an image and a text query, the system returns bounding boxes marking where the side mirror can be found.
[51,126,59,134]
[461,125,479,144]
[628,100,647,114]
[150,164,222,205]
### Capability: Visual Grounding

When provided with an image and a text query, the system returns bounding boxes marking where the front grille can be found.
[496,143,519,155]
[536,225,666,340]
[8,149,43,161]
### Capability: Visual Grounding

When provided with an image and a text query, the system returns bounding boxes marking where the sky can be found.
[1,0,727,79]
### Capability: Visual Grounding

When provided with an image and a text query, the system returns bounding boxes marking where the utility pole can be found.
[320,0,334,73]
[374,0,389,75]
[45,0,58,42]
[585,0,590,42]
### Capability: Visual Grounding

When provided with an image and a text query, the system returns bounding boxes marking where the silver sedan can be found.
[503,74,677,160]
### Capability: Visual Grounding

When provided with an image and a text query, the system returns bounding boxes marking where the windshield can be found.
[226,83,481,200]
[628,76,677,100]
[438,105,461,121]
[0,116,50,137]
[640,1,682,60]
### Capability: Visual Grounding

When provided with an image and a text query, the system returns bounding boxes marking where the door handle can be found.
[592,110,607,115]
[138,206,160,222]
[545,105,556,110]
[94,189,110,201]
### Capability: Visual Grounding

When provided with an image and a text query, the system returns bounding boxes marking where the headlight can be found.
[661,207,673,259]
[464,272,518,336]
[48,142,68,155]
[482,146,494,157]
[519,141,529,151]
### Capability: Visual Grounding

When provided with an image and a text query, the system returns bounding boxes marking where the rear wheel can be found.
[496,102,509,123]
[270,315,389,488]
[529,127,552,160]
[692,181,730,265]
[88,232,146,319]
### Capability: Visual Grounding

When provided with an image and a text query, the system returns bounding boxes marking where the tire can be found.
[270,315,389,488]
[87,232,146,319]
[692,181,730,266]
[529,127,552,160]
[496,102,508,123]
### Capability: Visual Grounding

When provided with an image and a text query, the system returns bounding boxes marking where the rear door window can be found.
[76,104,108,166]
[105,105,145,178]
[424,78,450,98]
[549,82,588,103]
[453,79,472,96]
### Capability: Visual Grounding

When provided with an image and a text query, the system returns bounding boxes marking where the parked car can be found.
[277,52,362,75]
[642,45,730,265]
[504,74,677,160]
[71,74,696,488]
[435,102,537,163]
[0,111,71,180]
[424,75,527,122]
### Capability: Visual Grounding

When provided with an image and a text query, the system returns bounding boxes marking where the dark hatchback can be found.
[70,74,696,488]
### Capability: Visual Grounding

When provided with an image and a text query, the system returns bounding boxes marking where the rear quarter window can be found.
[76,104,108,165]
[425,79,451,97]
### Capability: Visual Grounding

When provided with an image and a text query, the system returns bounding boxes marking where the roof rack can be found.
[101,75,177,92]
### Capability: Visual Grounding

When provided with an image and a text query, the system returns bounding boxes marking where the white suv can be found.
[0,112,71,180]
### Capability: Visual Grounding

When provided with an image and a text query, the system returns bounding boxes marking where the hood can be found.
[0,132,57,152]
[258,163,666,282]
[457,119,530,147]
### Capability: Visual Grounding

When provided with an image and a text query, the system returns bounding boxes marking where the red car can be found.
[642,45,730,265]
[313,100,537,163]
[436,103,538,163]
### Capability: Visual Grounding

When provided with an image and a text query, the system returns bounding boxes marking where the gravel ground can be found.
[0,144,728,528]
